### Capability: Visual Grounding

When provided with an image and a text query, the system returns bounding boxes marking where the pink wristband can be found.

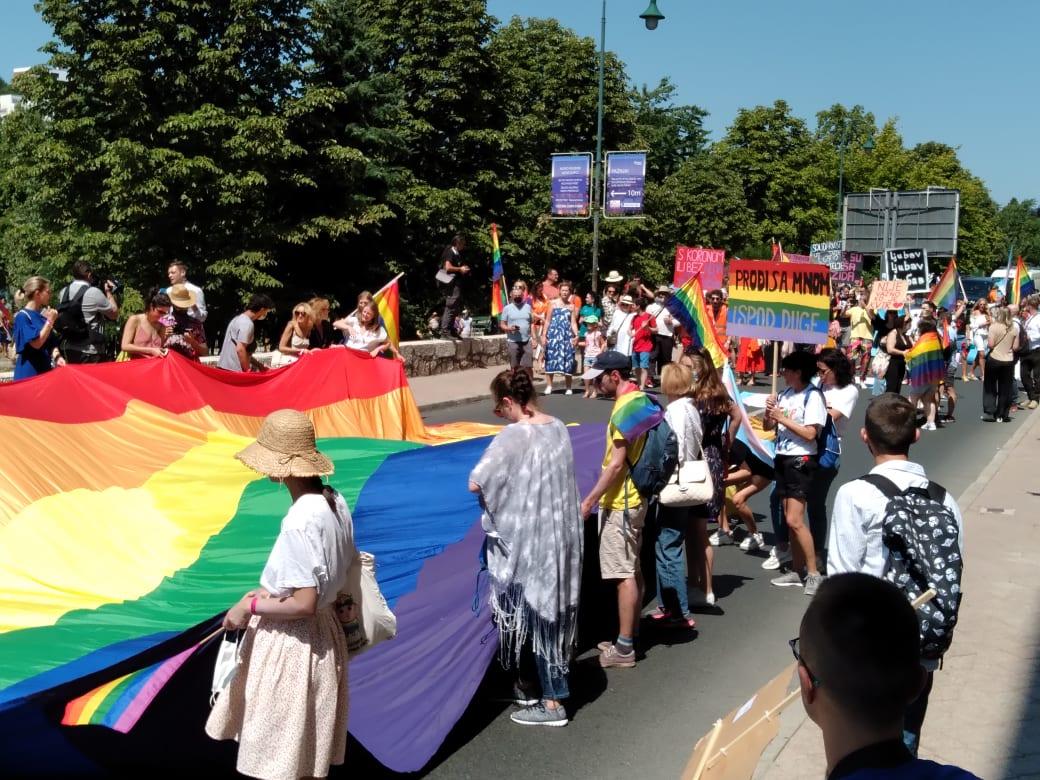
[250,596,258,616]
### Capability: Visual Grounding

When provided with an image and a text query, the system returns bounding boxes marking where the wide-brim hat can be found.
[604,270,624,283]
[168,283,197,310]
[656,285,672,295]
[236,409,334,478]
[619,294,635,305]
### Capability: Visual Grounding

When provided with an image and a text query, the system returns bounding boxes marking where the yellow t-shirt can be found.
[601,402,647,512]
[848,306,873,340]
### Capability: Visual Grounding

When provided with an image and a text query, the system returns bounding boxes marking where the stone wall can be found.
[399,335,509,377]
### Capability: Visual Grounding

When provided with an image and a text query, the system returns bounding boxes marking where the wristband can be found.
[250,596,258,616]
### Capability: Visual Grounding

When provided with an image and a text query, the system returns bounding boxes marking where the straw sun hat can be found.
[167,283,197,310]
[236,410,334,478]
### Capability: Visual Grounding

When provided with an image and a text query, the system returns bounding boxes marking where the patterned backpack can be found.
[860,474,963,661]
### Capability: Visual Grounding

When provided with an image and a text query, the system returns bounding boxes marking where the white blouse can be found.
[342,315,388,352]
[260,492,356,609]
[665,397,703,462]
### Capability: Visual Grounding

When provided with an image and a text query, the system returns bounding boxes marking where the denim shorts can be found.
[631,351,651,369]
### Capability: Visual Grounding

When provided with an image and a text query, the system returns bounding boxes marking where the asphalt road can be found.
[365,378,1023,780]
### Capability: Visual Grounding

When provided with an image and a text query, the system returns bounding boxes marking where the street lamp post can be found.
[590,1,665,293]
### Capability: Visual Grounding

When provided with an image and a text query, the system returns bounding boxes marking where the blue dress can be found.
[13,308,55,380]
[545,306,575,375]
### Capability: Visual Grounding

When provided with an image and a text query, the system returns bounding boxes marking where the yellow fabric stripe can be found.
[0,431,258,633]
[76,674,128,725]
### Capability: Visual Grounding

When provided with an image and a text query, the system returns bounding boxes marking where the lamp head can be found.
[862,134,876,152]
[640,0,665,30]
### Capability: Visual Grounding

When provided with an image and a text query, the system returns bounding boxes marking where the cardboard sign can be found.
[673,246,725,289]
[885,248,930,292]
[867,279,909,310]
[725,260,831,344]
[833,252,863,285]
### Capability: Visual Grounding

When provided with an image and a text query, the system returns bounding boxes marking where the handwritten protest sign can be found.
[673,246,725,289]
[811,240,842,267]
[884,248,929,292]
[867,280,909,310]
[726,260,831,344]
[812,241,863,285]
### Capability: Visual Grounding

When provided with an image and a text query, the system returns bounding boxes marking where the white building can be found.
[0,94,23,118]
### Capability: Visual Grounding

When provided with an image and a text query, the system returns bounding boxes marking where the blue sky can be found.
[2,0,1036,205]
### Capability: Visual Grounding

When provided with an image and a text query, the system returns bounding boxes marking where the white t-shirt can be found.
[648,302,675,337]
[342,315,388,352]
[608,309,635,356]
[822,382,860,439]
[665,397,703,462]
[1023,313,1040,351]
[774,386,828,456]
[260,493,356,609]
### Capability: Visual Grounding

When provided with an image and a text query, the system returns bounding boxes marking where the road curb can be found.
[418,393,495,413]
[957,406,1040,509]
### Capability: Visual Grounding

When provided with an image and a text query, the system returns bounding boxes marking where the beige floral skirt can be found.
[206,607,349,780]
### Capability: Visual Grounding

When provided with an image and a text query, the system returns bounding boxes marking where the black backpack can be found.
[861,474,963,661]
[626,411,679,500]
[54,284,91,343]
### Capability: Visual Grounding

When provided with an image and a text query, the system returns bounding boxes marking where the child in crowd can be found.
[630,298,655,389]
[582,315,604,398]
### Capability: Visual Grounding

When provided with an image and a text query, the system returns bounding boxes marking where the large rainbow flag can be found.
[490,223,508,317]
[1012,255,1036,305]
[1,349,607,775]
[907,331,946,390]
[928,256,959,311]
[665,274,729,368]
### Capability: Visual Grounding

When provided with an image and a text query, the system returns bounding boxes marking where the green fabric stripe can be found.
[0,437,419,692]
[87,671,139,725]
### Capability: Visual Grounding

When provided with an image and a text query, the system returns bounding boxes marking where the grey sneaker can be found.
[771,570,804,588]
[599,643,637,668]
[709,529,735,546]
[762,546,793,570]
[510,702,569,727]
[739,532,764,552]
[804,573,825,597]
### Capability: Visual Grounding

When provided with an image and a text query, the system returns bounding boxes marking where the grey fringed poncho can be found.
[469,418,584,673]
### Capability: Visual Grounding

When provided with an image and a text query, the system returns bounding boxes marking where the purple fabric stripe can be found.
[110,645,197,733]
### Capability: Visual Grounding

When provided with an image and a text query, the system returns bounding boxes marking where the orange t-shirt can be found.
[709,304,728,339]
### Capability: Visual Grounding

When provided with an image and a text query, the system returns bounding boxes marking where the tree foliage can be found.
[0,1,1030,335]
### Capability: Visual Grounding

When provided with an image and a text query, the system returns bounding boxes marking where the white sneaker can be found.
[922,422,937,431]
[564,389,573,396]
[761,546,792,570]
[543,386,553,396]
[708,530,734,546]
[704,592,716,606]
[739,532,764,552]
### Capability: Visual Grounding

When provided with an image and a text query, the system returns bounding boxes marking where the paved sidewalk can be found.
[755,408,1040,780]
[409,363,511,411]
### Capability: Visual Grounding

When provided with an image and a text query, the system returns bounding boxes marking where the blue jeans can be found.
[520,640,570,700]
[655,505,691,617]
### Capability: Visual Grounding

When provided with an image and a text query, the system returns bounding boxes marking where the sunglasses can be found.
[789,637,821,687]
[293,311,308,318]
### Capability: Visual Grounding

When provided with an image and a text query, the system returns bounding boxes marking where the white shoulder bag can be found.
[336,551,398,657]
[658,423,713,508]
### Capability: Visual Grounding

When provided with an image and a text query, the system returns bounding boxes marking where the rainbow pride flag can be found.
[721,364,774,466]
[490,224,508,317]
[1012,255,1036,305]
[610,390,665,444]
[664,274,729,368]
[907,332,946,390]
[927,256,959,310]
[373,273,402,346]
[0,350,515,774]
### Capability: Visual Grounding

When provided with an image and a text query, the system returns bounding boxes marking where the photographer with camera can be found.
[55,260,119,364]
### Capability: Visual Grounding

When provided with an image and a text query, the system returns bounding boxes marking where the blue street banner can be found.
[604,150,647,218]
[550,153,592,218]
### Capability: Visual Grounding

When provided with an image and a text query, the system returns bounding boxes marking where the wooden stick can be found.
[771,341,780,396]
[911,589,937,609]
[708,689,802,770]
[687,719,724,780]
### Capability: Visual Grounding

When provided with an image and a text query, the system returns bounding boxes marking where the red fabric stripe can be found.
[0,348,407,424]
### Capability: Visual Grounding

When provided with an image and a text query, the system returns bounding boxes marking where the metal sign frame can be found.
[843,187,959,257]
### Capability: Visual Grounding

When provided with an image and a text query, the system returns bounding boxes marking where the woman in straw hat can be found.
[206,410,356,780]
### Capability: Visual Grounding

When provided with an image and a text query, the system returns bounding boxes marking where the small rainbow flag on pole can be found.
[1012,255,1036,305]
[906,332,946,390]
[664,273,729,368]
[927,256,959,310]
[610,390,665,444]
[61,635,211,732]
[490,224,507,317]
[373,273,403,346]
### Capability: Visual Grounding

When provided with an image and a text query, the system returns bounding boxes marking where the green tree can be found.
[716,100,832,253]
[631,78,708,181]
[0,0,398,319]
[998,199,1040,267]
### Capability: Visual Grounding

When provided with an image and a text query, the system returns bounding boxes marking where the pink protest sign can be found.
[673,246,725,290]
